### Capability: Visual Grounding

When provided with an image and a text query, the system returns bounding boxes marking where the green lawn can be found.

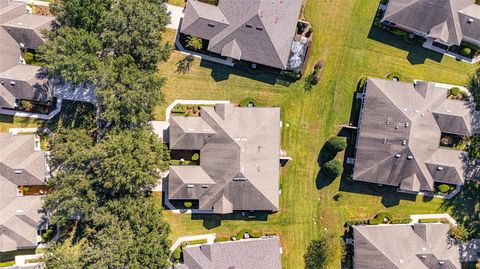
[0,115,41,132]
[157,0,475,268]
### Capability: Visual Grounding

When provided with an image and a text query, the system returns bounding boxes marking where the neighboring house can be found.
[353,78,476,193]
[175,237,282,269]
[0,0,55,112]
[180,0,306,70]
[353,223,461,268]
[0,133,49,254]
[168,103,281,214]
[381,0,480,56]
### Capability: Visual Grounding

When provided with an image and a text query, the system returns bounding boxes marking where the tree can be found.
[323,159,343,178]
[19,100,34,111]
[468,68,480,110]
[37,27,102,86]
[90,128,170,199]
[101,0,172,70]
[325,137,347,153]
[51,0,113,32]
[95,56,165,130]
[42,240,84,269]
[185,36,203,51]
[304,234,344,269]
[450,224,470,241]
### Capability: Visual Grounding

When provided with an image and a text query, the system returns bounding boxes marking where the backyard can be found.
[156,0,476,268]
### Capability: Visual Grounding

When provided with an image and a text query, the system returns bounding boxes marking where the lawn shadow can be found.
[199,59,297,86]
[0,115,14,124]
[190,211,271,230]
[367,27,443,65]
[39,100,95,132]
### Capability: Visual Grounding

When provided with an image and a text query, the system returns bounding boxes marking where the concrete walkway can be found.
[409,213,457,226]
[14,253,44,266]
[166,4,184,30]
[170,234,216,252]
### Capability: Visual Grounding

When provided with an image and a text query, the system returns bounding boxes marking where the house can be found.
[0,133,49,254]
[179,0,306,70]
[175,237,282,269]
[381,0,480,56]
[352,223,461,268]
[353,78,476,193]
[167,103,281,214]
[0,0,55,112]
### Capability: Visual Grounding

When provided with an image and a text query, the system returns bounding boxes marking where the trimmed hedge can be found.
[214,236,231,243]
[461,47,472,57]
[368,212,392,225]
[235,229,263,240]
[344,220,368,227]
[418,218,449,224]
[390,218,412,224]
[325,137,347,153]
[187,239,208,245]
[191,153,199,161]
[437,184,451,194]
[323,159,343,178]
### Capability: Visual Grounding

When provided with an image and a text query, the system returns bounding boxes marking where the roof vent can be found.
[245,24,252,28]
[395,154,401,158]
[421,255,427,259]
[187,184,194,188]
[256,26,263,31]
[407,155,414,160]
[437,166,443,171]
[14,170,22,174]
[201,185,208,189]
[405,122,409,128]
[383,138,387,144]
[439,261,444,265]
[402,140,407,146]
[207,23,215,27]
[446,109,452,113]
[10,81,15,86]
[399,259,404,263]
[468,18,473,24]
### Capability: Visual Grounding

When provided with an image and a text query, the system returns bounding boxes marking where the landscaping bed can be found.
[171,104,213,117]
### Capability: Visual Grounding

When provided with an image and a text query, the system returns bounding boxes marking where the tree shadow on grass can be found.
[190,211,271,230]
[367,27,443,65]
[315,142,338,189]
[39,100,95,132]
[440,181,480,237]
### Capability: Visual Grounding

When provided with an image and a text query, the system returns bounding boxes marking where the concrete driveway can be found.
[166,4,184,30]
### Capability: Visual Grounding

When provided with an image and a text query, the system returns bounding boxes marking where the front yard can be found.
[156,0,475,268]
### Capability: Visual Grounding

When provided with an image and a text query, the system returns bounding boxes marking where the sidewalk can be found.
[166,4,184,30]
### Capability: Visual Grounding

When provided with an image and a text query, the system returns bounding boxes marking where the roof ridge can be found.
[355,227,402,268]
[383,0,420,21]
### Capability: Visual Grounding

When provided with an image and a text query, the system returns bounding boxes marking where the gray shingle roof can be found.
[2,13,54,50]
[353,78,475,191]
[168,104,280,213]
[0,133,47,253]
[0,1,54,109]
[382,0,480,45]
[353,224,461,269]
[176,237,282,269]
[180,0,302,69]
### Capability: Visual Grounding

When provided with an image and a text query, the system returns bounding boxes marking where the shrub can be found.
[312,73,321,85]
[240,97,257,107]
[344,220,368,227]
[184,201,193,208]
[191,153,199,161]
[41,228,55,241]
[461,47,472,57]
[333,192,343,201]
[185,36,203,51]
[235,229,263,240]
[448,87,463,97]
[20,100,34,112]
[192,105,198,114]
[325,137,347,153]
[357,77,368,91]
[208,0,218,5]
[323,160,343,178]
[368,212,392,225]
[437,184,451,194]
[24,52,34,64]
[173,247,181,261]
[314,60,323,71]
[450,224,469,241]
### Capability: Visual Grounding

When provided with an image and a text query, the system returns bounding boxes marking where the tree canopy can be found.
[304,234,344,269]
[40,0,172,267]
